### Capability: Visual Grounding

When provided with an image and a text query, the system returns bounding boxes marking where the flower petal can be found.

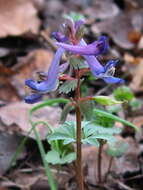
[56,35,108,56]
[103,76,124,84]
[52,32,68,42]
[80,39,104,75]
[25,47,65,92]
[104,60,118,72]
[80,39,124,84]
[24,94,43,104]
[75,20,84,31]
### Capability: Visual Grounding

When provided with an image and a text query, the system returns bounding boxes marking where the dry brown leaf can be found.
[91,9,143,49]
[115,137,140,175]
[0,132,24,175]
[0,101,74,139]
[0,0,40,37]
[82,145,111,184]
[0,102,59,139]
[129,61,143,92]
[84,0,119,20]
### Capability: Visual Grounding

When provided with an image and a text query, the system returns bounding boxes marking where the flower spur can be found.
[24,47,65,104]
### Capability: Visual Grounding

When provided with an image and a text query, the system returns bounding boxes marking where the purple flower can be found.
[56,36,108,56]
[25,94,43,104]
[64,18,84,36]
[74,20,85,32]
[81,39,124,84]
[24,47,65,104]
[52,32,68,42]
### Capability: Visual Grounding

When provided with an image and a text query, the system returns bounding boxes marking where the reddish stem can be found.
[104,157,114,182]
[75,70,84,190]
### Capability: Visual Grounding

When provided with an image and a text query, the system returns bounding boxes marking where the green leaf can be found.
[48,132,71,141]
[63,12,85,22]
[32,123,57,190]
[92,134,116,144]
[45,150,61,165]
[82,137,99,146]
[106,141,128,157]
[114,86,134,101]
[82,122,119,146]
[83,123,121,137]
[61,152,76,164]
[93,96,123,106]
[45,150,76,165]
[92,111,115,128]
[59,80,78,94]
[93,108,139,131]
[47,122,76,145]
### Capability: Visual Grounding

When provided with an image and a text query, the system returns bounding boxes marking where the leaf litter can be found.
[0,0,143,190]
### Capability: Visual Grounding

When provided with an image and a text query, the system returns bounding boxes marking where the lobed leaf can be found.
[59,79,78,94]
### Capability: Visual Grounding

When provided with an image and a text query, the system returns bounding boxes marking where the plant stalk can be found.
[104,157,114,182]
[33,123,57,190]
[75,70,84,190]
[97,140,104,184]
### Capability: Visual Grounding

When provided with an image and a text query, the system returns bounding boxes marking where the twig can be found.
[124,174,143,182]
[113,179,135,190]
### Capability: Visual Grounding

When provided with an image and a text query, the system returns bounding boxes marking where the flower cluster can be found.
[24,17,124,104]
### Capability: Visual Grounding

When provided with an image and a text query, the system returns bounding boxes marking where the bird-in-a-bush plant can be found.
[25,13,138,190]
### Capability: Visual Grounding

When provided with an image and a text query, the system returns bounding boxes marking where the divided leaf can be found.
[45,150,76,165]
[59,79,78,94]
[47,122,76,145]
[82,122,121,146]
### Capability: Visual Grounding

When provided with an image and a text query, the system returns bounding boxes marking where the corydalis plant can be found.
[25,15,124,190]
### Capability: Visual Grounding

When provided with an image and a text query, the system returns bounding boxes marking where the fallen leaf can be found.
[130,61,143,92]
[0,0,40,37]
[84,0,119,20]
[0,84,20,102]
[0,102,74,139]
[115,137,140,175]
[91,9,143,49]
[0,132,24,175]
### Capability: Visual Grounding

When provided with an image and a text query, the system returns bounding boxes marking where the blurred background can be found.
[0,0,143,189]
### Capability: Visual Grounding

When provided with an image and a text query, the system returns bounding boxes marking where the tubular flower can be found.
[81,39,124,84]
[74,20,85,32]
[64,18,84,36]
[52,32,68,42]
[56,36,108,56]
[24,47,65,104]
